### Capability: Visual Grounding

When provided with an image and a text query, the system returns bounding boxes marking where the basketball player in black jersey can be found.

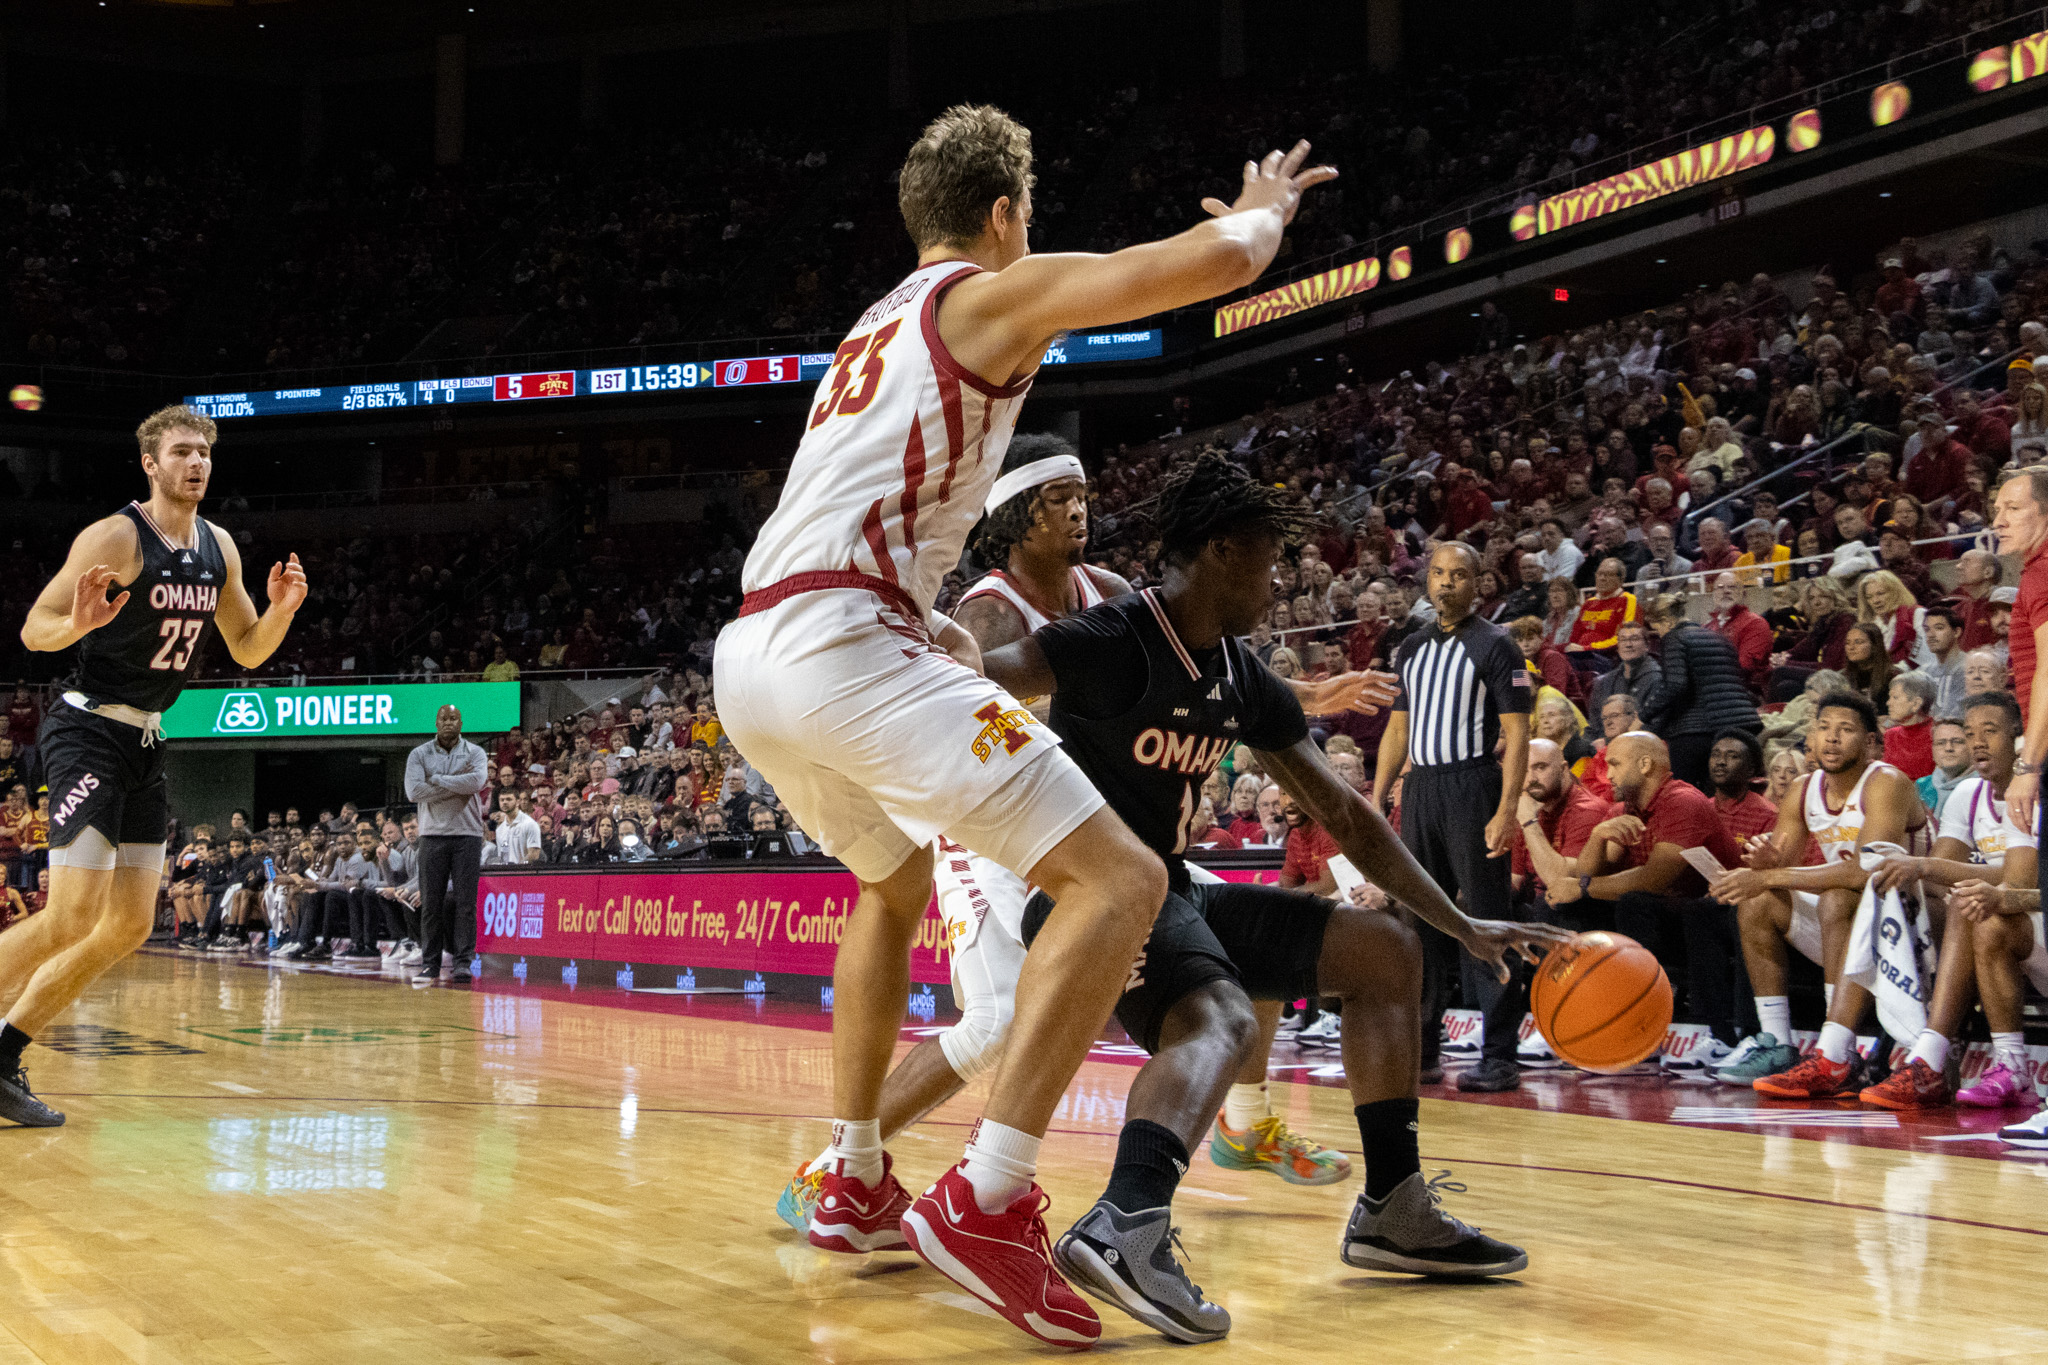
[980,454,1566,1341]
[0,405,306,1127]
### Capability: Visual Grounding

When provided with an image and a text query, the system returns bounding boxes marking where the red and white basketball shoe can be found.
[808,1152,912,1253]
[899,1163,1101,1349]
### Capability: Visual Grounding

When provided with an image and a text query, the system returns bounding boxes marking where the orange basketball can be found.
[1530,931,1672,1072]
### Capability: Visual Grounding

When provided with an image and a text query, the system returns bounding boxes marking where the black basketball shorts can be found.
[1023,878,1333,1053]
[38,703,169,854]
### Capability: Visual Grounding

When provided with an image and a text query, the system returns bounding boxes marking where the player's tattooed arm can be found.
[210,526,307,668]
[1261,737,1571,980]
[21,514,142,652]
[977,636,1057,702]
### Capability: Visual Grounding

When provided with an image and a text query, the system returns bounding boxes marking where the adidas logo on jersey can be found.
[1207,685,1223,701]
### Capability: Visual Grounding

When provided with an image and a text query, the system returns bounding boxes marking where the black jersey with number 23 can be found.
[72,502,227,713]
[1034,590,1307,883]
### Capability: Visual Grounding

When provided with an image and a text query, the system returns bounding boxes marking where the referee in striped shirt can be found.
[1373,542,1535,1093]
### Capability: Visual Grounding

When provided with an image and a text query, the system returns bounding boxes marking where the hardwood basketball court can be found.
[3,950,2045,1364]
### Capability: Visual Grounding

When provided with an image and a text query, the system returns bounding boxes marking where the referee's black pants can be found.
[1399,760,1526,1068]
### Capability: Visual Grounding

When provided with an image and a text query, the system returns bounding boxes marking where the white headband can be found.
[985,454,1085,514]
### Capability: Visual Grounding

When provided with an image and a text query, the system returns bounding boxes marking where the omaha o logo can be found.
[215,692,267,734]
[724,360,748,385]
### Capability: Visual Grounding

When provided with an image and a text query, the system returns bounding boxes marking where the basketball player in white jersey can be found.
[778,435,1374,1233]
[715,105,1335,1345]
[1852,690,2034,1109]
[1709,690,1931,1095]
[0,405,306,1128]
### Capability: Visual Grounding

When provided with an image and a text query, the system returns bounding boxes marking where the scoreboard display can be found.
[187,330,1162,420]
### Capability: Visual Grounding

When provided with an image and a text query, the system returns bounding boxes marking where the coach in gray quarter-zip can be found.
[404,704,489,986]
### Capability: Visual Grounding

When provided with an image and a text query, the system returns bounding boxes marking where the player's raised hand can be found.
[1200,140,1337,227]
[268,552,309,614]
[1461,918,1574,983]
[69,564,128,636]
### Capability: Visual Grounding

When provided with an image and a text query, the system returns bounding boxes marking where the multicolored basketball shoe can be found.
[776,1161,825,1233]
[1208,1113,1353,1186]
[1857,1058,1953,1111]
[1753,1051,1861,1099]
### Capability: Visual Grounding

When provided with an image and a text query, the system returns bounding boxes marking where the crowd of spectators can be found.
[8,0,2045,374]
[162,670,813,956]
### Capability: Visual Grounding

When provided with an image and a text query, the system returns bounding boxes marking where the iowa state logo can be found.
[969,701,1035,763]
[214,691,268,734]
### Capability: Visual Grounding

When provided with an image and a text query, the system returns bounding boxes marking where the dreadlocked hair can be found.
[974,432,1082,565]
[1155,450,1319,566]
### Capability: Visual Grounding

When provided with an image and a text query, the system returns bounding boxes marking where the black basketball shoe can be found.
[1341,1171,1526,1276]
[0,1063,65,1128]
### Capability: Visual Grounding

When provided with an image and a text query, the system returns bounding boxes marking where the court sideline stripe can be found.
[1430,1152,2048,1240]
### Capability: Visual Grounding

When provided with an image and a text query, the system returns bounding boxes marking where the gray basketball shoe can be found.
[1341,1171,1527,1276]
[1053,1200,1230,1343]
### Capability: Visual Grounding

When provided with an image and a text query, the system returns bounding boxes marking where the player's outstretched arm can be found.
[953,142,1335,364]
[978,636,1057,701]
[1262,738,1570,980]
[21,516,140,653]
[210,529,307,668]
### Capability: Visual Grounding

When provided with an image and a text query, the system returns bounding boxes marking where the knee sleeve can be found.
[938,925,1023,1081]
[938,994,1013,1081]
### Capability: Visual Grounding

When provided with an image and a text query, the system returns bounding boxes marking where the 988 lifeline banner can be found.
[475,864,1275,985]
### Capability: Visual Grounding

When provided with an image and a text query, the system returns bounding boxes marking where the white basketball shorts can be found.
[715,588,1105,884]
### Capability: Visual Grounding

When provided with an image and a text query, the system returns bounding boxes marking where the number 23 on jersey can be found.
[150,617,204,671]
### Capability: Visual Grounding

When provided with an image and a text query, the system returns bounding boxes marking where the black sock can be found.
[1356,1098,1421,1201]
[0,1022,30,1072]
[1101,1120,1189,1213]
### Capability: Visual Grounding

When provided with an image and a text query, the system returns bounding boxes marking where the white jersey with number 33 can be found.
[742,260,1033,617]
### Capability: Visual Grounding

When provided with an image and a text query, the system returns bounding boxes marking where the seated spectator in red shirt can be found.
[1904,412,1971,508]
[1568,558,1638,656]
[1513,737,1618,908]
[1186,796,1242,851]
[1277,792,1341,893]
[1223,772,1266,844]
[1690,518,1740,574]
[1951,393,2010,462]
[1880,672,1938,779]
[1707,729,1778,843]
[1874,258,1921,321]
[1705,573,1774,698]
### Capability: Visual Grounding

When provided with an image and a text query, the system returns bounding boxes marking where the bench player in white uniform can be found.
[1710,689,1931,1094]
[1848,690,2037,1109]
[714,105,1336,1345]
[1927,692,2048,1133]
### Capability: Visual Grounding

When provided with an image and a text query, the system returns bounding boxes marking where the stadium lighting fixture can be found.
[1879,191,1893,198]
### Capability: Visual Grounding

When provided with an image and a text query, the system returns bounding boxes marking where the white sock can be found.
[1823,983,1835,1010]
[1755,996,1792,1043]
[1992,1031,2029,1073]
[961,1119,1040,1214]
[826,1117,883,1188]
[1224,1082,1271,1131]
[1817,1021,1856,1064]
[1907,1029,1949,1071]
